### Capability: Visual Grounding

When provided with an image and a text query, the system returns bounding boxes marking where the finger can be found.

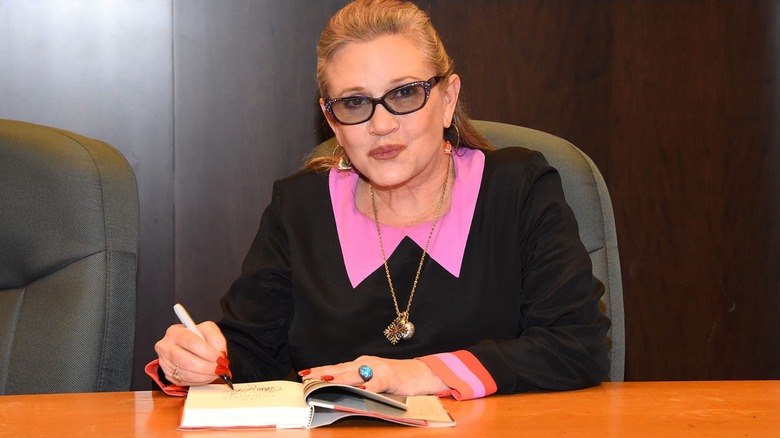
[168,365,219,386]
[196,321,231,377]
[357,376,385,393]
[155,336,185,378]
[306,362,356,381]
[162,325,223,379]
[351,356,384,386]
[198,321,228,354]
[304,356,383,386]
[175,325,224,364]
[159,348,219,386]
[331,362,379,386]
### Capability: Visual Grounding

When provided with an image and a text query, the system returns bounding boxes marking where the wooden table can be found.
[0,381,777,437]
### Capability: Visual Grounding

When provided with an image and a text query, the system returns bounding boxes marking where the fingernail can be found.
[215,365,229,375]
[217,355,230,368]
[321,375,334,382]
[298,369,311,377]
[358,385,366,389]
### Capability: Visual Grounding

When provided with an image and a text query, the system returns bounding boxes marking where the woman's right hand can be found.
[154,321,230,387]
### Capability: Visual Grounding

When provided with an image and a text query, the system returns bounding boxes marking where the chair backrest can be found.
[0,120,139,394]
[473,121,625,382]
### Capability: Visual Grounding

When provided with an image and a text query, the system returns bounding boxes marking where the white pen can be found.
[173,303,234,389]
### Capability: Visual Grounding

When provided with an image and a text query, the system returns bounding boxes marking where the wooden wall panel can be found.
[170,0,350,327]
[425,0,780,380]
[424,0,614,166]
[607,0,780,379]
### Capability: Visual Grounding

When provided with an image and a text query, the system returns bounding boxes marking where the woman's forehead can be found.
[324,35,432,96]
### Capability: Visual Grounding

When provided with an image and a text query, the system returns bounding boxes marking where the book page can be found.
[306,394,455,428]
[179,381,312,429]
[404,396,456,425]
[302,379,408,410]
[185,381,306,409]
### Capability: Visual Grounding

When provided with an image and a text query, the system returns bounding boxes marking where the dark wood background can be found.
[0,0,777,389]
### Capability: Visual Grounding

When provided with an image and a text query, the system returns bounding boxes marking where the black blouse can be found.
[218,146,610,393]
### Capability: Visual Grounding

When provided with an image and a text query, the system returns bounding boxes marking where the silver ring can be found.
[172,366,182,383]
[358,365,373,382]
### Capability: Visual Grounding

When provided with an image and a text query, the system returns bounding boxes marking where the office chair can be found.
[473,121,625,382]
[0,120,139,394]
[314,120,625,382]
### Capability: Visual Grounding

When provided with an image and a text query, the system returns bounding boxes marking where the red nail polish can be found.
[298,369,311,376]
[321,375,334,382]
[215,365,229,376]
[216,355,229,368]
[358,385,366,390]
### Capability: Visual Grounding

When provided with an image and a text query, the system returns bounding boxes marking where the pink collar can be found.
[329,148,485,288]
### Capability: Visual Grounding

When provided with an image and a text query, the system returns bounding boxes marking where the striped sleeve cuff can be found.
[417,350,497,400]
[144,359,189,397]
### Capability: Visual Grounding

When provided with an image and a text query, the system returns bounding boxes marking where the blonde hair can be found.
[305,0,492,171]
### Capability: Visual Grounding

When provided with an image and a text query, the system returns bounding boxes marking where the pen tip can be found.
[221,375,234,390]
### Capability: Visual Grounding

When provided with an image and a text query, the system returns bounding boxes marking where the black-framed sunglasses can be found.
[324,76,444,125]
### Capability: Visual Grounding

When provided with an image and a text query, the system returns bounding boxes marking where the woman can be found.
[150,0,609,399]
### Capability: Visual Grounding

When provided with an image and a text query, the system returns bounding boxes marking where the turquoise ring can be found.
[358,365,373,382]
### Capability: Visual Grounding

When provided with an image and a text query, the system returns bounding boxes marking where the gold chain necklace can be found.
[369,155,451,344]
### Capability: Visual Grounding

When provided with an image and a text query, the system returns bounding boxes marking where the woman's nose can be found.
[368,103,399,135]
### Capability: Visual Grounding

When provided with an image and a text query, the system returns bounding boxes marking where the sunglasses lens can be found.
[327,77,440,125]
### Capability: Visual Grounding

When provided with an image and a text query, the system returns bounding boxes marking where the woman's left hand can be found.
[300,356,448,396]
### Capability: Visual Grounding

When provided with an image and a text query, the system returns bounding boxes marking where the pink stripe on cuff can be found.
[436,352,487,399]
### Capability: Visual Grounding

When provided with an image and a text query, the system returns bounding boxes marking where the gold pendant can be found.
[384,316,415,344]
[384,317,405,344]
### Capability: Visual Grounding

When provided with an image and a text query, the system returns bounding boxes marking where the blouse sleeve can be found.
[459,151,610,394]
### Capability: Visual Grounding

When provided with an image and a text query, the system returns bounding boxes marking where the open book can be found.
[178,379,456,429]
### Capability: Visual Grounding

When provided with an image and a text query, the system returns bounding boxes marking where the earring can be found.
[449,123,461,149]
[333,143,352,170]
[337,156,352,170]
